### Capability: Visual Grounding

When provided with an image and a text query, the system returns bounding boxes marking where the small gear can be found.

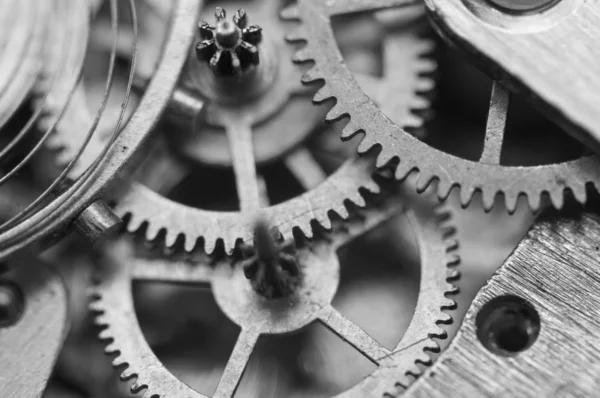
[41,0,434,254]
[90,196,459,397]
[284,0,600,212]
[195,7,263,77]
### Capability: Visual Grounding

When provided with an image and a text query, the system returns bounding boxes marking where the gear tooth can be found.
[341,119,361,140]
[165,231,180,250]
[125,212,143,233]
[204,238,217,255]
[445,238,459,251]
[503,190,520,213]
[447,268,460,281]
[313,86,333,103]
[436,179,453,200]
[446,283,459,295]
[416,57,437,73]
[326,104,346,122]
[364,179,381,194]
[415,174,434,193]
[437,312,453,325]
[111,355,126,367]
[303,224,316,238]
[98,328,113,340]
[410,96,430,111]
[482,189,497,211]
[144,223,161,242]
[320,217,332,230]
[404,114,425,130]
[280,5,300,20]
[301,66,321,82]
[121,367,135,380]
[357,135,376,154]
[105,343,119,355]
[285,27,305,42]
[223,238,236,255]
[443,297,458,310]
[415,77,435,92]
[571,184,587,204]
[526,192,542,211]
[459,187,475,207]
[376,148,396,169]
[446,253,460,267]
[394,161,413,181]
[351,193,367,208]
[414,351,434,365]
[334,204,349,220]
[549,189,564,209]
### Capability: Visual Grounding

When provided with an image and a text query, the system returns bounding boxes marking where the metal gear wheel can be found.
[283,0,600,212]
[40,0,435,254]
[90,198,459,397]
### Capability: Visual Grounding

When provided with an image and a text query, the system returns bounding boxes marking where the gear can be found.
[41,0,434,254]
[90,195,459,397]
[283,0,600,212]
[196,7,263,77]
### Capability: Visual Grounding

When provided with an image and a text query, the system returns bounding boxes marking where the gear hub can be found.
[195,7,262,77]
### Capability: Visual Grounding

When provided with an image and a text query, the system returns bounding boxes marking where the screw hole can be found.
[0,281,24,328]
[476,295,540,356]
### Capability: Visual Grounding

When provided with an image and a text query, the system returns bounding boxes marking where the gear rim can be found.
[283,0,600,212]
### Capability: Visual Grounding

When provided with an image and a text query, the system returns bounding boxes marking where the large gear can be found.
[40,0,434,254]
[283,0,600,212]
[90,195,459,397]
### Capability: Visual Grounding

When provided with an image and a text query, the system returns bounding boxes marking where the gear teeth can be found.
[204,238,217,256]
[286,28,305,42]
[357,135,377,154]
[416,174,434,193]
[459,188,475,208]
[301,67,321,82]
[526,192,542,211]
[341,119,361,140]
[375,148,397,169]
[482,189,497,211]
[415,77,435,92]
[325,104,346,122]
[445,238,459,251]
[313,86,333,103]
[144,223,162,242]
[437,312,453,325]
[549,189,564,209]
[447,268,460,281]
[121,368,136,380]
[165,231,180,250]
[571,184,587,204]
[436,179,454,201]
[504,190,520,214]
[446,253,460,267]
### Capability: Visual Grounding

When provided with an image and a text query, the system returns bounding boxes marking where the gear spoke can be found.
[480,82,510,165]
[318,305,390,364]
[130,257,212,285]
[213,328,260,398]
[225,121,262,212]
[323,0,421,17]
[284,148,327,190]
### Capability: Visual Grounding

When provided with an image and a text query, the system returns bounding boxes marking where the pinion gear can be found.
[283,0,600,212]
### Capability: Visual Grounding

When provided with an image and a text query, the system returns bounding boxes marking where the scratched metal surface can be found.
[405,210,600,397]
